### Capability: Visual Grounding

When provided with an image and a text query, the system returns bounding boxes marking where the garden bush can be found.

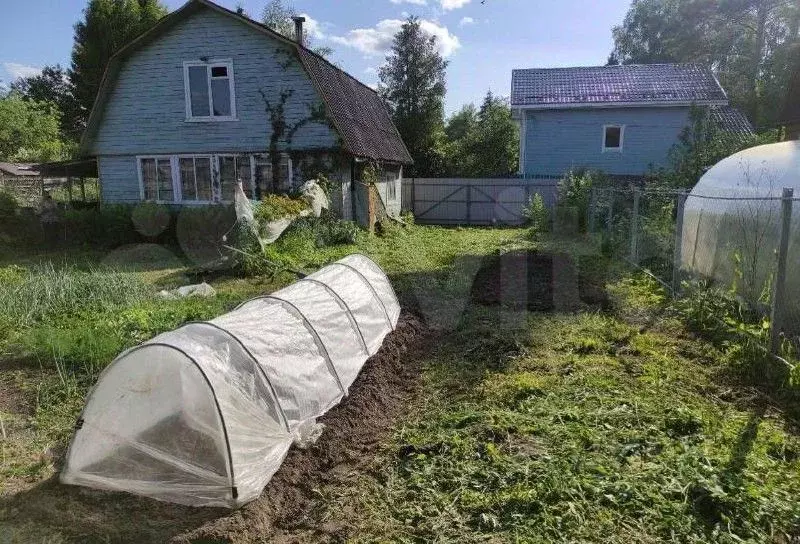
[556,169,609,232]
[522,193,550,236]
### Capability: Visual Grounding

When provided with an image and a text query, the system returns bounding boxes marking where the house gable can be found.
[84,4,339,157]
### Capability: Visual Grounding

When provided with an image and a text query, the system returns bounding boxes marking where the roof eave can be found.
[510,99,729,111]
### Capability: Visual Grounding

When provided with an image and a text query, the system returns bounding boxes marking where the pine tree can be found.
[69,0,167,129]
[379,17,448,176]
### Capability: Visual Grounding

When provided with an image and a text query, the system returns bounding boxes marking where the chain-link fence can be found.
[589,185,800,360]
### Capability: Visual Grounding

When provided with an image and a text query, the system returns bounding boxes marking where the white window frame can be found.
[602,124,625,153]
[183,60,237,122]
[137,155,178,203]
[176,154,215,204]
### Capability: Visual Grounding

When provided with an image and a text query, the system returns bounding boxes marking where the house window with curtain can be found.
[139,157,174,202]
[178,156,213,202]
[183,60,236,121]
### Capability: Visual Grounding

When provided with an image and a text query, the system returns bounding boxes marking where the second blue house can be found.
[510,64,753,178]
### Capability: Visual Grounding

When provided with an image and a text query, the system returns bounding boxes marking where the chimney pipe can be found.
[292,16,305,46]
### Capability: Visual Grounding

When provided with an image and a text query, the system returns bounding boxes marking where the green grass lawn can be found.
[1,225,800,543]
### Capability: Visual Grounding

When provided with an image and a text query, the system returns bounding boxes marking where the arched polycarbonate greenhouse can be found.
[681,140,800,303]
[60,254,400,508]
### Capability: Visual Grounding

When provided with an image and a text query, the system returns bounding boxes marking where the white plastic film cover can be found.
[61,254,400,508]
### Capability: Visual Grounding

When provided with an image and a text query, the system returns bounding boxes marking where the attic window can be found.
[183,60,236,121]
[603,125,624,152]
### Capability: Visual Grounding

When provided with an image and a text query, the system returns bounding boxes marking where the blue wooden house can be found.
[79,0,412,220]
[510,64,753,178]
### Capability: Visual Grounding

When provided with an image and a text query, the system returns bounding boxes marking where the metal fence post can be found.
[629,188,641,264]
[672,192,688,295]
[769,187,794,354]
[588,187,597,233]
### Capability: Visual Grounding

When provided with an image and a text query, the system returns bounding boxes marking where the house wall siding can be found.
[89,6,338,161]
[98,156,141,203]
[522,106,692,177]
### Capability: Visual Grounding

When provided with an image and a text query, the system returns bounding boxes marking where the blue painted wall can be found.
[521,107,692,177]
[87,5,342,204]
[88,7,338,157]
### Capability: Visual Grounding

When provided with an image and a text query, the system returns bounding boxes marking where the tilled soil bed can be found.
[174,312,430,543]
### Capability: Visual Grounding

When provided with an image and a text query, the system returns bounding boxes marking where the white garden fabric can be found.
[60,254,399,508]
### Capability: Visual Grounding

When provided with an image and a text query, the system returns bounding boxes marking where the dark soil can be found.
[174,313,430,544]
[470,250,609,312]
[0,313,429,544]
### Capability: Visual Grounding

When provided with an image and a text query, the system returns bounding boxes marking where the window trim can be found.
[602,124,625,153]
[183,60,238,122]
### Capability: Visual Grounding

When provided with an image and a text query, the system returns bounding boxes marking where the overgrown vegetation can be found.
[253,193,310,223]
[318,253,800,543]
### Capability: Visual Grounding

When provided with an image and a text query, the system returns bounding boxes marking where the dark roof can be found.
[511,64,728,108]
[0,162,40,177]
[780,46,800,126]
[709,106,754,136]
[81,0,411,165]
[297,49,412,166]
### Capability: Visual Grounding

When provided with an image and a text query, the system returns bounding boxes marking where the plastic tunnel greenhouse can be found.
[60,254,400,508]
[681,141,800,305]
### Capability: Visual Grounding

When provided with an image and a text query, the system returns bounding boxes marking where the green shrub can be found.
[63,205,140,248]
[557,169,609,232]
[0,190,18,224]
[522,193,550,235]
[288,213,360,247]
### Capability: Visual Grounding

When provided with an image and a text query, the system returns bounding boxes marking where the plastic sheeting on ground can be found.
[60,254,400,508]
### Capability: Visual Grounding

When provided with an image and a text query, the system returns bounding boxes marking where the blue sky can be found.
[0,0,631,114]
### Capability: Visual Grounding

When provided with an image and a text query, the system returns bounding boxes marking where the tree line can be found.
[2,0,796,176]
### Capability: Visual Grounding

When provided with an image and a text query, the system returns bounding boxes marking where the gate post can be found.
[629,188,641,264]
[671,192,688,295]
[769,187,794,354]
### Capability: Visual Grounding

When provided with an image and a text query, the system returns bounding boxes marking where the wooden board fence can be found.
[402,178,559,225]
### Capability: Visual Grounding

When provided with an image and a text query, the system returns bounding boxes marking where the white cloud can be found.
[440,0,470,10]
[330,18,461,58]
[298,13,326,40]
[364,66,378,75]
[390,0,427,4]
[2,62,40,80]
[459,16,475,26]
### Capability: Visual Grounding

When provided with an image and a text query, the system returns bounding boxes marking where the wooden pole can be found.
[672,192,688,294]
[588,186,597,233]
[769,187,794,354]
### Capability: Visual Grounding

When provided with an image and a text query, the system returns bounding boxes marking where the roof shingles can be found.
[511,64,727,107]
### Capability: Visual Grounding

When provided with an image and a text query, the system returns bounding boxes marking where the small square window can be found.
[211,66,228,78]
[603,125,623,152]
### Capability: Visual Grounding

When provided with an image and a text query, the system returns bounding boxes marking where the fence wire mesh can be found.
[590,186,800,360]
